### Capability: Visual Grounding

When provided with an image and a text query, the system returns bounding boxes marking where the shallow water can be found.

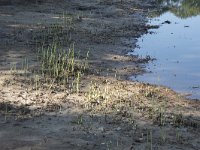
[130,0,200,99]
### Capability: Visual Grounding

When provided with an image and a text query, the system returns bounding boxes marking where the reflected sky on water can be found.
[130,0,200,99]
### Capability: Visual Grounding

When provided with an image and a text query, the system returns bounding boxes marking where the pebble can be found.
[98,127,104,132]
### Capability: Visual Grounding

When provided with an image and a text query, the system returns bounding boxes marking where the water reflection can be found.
[130,0,200,99]
[152,0,200,18]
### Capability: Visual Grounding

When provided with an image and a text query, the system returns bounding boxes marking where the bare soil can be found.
[0,0,199,150]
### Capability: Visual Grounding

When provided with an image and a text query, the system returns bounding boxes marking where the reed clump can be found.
[36,34,89,94]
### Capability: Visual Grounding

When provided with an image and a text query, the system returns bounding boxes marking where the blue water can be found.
[130,11,200,99]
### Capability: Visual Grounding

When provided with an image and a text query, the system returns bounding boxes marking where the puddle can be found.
[129,0,200,99]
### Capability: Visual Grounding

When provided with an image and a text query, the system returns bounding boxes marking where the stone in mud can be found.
[162,20,171,24]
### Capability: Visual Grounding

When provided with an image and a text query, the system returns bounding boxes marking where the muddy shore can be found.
[0,0,200,150]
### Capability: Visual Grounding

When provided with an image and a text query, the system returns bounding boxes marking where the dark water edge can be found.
[129,0,200,99]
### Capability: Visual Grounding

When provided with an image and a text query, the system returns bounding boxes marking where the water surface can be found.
[130,0,200,99]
